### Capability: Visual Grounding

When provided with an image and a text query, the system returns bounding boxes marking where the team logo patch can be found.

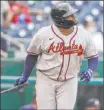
[48,40,83,56]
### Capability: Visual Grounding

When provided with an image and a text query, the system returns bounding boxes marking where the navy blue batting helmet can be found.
[50,3,78,28]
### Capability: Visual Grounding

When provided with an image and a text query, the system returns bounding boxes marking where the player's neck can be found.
[58,27,74,36]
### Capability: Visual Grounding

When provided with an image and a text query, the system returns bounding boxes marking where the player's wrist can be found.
[85,69,93,79]
[21,72,30,80]
[87,68,93,73]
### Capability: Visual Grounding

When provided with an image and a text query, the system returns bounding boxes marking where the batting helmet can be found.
[50,3,78,28]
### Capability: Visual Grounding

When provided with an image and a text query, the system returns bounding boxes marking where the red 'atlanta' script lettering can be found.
[48,40,83,56]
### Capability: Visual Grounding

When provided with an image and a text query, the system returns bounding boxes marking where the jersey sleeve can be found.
[84,32,98,59]
[27,31,42,55]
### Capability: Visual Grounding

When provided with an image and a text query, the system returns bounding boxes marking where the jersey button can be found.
[58,76,65,81]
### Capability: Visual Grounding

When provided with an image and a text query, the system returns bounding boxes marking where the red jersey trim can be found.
[51,25,78,81]
[51,25,65,80]
[65,26,78,80]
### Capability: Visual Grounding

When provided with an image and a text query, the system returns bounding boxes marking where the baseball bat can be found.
[0,82,28,94]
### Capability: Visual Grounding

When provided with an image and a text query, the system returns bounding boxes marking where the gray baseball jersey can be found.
[27,24,98,81]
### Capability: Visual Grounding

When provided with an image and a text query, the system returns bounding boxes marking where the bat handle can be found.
[18,81,29,92]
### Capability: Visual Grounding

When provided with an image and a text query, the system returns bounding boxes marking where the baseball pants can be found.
[35,70,78,110]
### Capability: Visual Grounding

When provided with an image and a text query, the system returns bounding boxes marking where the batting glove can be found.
[14,74,28,88]
[79,69,93,83]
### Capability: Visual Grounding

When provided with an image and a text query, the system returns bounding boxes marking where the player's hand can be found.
[14,75,28,88]
[79,69,93,83]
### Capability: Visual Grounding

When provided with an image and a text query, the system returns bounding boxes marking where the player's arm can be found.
[15,54,38,86]
[79,56,99,83]
[79,32,99,83]
[15,30,42,86]
[88,56,98,72]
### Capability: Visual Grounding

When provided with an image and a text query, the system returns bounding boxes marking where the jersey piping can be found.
[51,25,65,80]
[64,26,78,80]
[51,25,78,81]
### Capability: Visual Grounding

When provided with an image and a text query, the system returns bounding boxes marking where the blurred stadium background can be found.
[1,1,103,110]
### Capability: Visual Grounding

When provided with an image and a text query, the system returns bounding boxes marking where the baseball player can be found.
[15,3,99,110]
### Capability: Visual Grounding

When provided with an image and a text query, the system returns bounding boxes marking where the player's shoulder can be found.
[77,25,92,37]
[33,25,51,39]
[78,25,90,34]
[32,25,52,41]
[37,25,51,34]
